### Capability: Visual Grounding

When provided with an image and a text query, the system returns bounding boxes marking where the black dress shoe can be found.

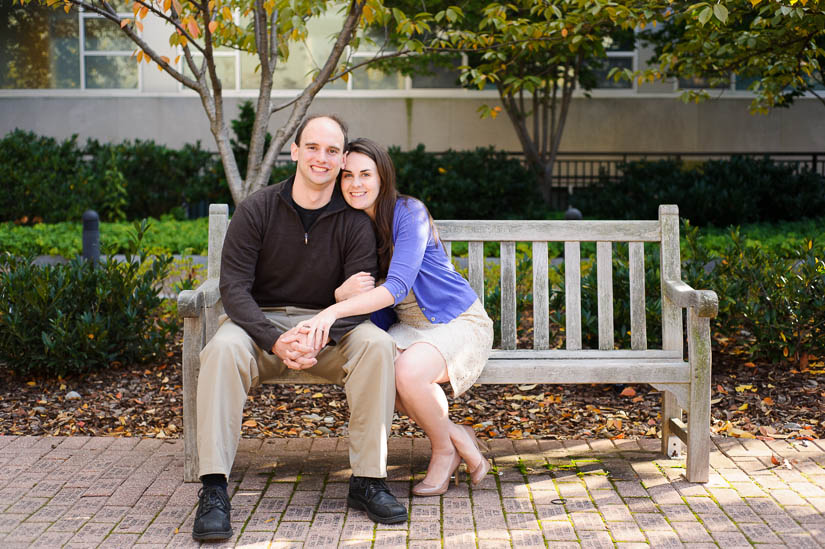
[347,476,408,524]
[192,485,233,541]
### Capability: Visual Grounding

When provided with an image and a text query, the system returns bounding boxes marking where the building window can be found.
[593,30,635,89]
[0,2,80,89]
[0,2,137,90]
[82,12,138,88]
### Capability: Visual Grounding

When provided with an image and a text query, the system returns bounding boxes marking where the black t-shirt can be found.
[292,198,330,233]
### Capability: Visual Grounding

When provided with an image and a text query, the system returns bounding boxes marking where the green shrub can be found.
[0,217,209,257]
[83,138,227,220]
[0,130,89,223]
[391,145,551,219]
[575,156,825,226]
[682,223,825,364]
[0,221,179,377]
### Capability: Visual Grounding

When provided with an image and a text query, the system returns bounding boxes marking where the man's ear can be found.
[290,142,299,161]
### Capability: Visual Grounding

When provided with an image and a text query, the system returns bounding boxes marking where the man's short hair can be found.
[294,114,348,149]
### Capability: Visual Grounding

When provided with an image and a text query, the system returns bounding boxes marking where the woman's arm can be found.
[302,286,395,349]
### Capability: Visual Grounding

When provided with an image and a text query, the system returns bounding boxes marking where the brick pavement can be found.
[1,435,824,547]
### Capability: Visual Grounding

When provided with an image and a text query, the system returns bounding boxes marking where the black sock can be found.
[201,474,227,489]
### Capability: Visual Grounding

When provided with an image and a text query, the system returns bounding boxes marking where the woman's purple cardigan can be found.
[370,197,478,330]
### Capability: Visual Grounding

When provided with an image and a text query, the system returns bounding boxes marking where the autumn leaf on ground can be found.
[619,387,636,397]
[242,419,257,427]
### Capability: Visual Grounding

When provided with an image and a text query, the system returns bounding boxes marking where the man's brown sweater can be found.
[219,176,378,352]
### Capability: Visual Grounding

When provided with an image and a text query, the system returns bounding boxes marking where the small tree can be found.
[369,0,662,204]
[638,0,825,112]
[23,0,453,205]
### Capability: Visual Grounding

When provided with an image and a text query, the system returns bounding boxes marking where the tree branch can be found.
[68,0,200,90]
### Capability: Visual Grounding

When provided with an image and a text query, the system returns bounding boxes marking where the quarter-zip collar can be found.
[278,175,349,245]
[278,175,349,218]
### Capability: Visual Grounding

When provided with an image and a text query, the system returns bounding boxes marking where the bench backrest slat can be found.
[596,242,614,350]
[468,241,485,306]
[628,241,648,350]
[564,241,582,350]
[500,242,518,350]
[532,241,550,350]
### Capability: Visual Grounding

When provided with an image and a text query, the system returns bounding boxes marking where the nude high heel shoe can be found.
[460,425,492,487]
[411,450,462,497]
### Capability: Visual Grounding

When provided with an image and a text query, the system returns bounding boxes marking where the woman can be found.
[301,137,494,496]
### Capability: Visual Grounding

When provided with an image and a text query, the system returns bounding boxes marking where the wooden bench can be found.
[178,203,718,483]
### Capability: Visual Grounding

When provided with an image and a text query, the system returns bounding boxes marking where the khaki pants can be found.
[197,307,396,479]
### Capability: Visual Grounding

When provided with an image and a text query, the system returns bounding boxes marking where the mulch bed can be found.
[2,334,823,443]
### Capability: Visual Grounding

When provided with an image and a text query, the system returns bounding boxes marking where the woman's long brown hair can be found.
[344,138,439,278]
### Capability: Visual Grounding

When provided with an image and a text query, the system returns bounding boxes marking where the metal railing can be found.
[191,150,824,215]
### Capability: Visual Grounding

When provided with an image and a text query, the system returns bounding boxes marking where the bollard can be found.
[82,210,100,264]
[564,205,583,220]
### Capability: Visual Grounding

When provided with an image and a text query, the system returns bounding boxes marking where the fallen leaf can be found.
[242,419,257,428]
[619,387,636,397]
[735,384,753,393]
[771,455,781,466]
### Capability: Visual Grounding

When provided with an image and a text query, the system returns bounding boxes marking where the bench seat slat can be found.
[489,349,681,359]
[258,358,689,385]
[436,220,661,242]
[478,359,689,384]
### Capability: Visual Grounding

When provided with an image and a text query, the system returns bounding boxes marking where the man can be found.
[192,115,406,541]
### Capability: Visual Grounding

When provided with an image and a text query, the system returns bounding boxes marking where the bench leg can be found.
[661,391,683,459]
[686,309,711,483]
[183,316,203,483]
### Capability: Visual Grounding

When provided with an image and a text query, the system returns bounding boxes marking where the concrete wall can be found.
[1,93,823,153]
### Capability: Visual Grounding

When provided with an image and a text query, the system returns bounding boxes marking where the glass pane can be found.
[351,65,404,90]
[84,17,133,51]
[99,0,132,13]
[240,51,260,90]
[678,75,729,89]
[0,2,80,89]
[84,55,138,88]
[272,49,314,89]
[411,58,461,89]
[603,29,635,52]
[182,55,236,89]
[593,57,633,89]
[734,74,759,91]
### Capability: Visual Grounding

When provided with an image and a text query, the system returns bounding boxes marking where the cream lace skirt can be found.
[388,290,494,397]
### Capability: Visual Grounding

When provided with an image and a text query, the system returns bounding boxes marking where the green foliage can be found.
[0,217,210,258]
[575,156,825,226]
[0,129,227,223]
[82,138,227,219]
[638,0,825,113]
[0,130,89,224]
[391,145,551,219]
[683,223,825,364]
[0,220,180,377]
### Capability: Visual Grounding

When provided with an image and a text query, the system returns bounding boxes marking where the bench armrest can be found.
[177,278,221,318]
[664,279,718,318]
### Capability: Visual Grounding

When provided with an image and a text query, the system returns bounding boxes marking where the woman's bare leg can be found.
[395,343,485,484]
